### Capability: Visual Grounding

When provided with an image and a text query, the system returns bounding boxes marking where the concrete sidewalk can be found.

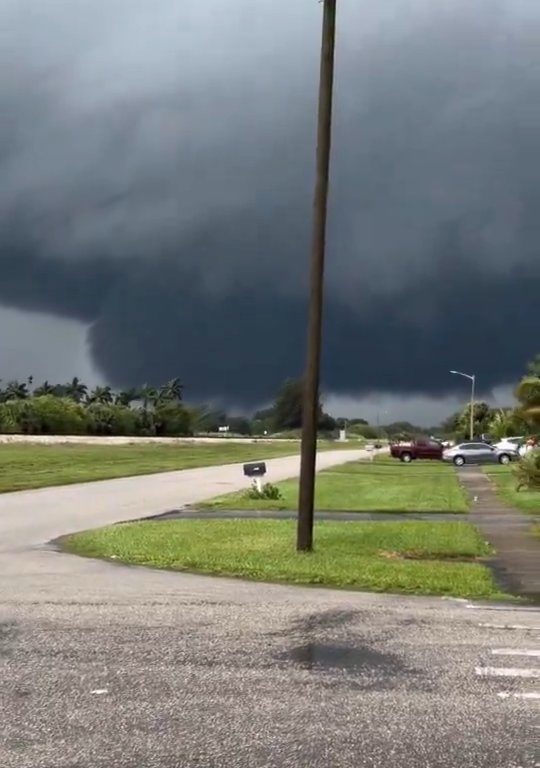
[458,468,540,602]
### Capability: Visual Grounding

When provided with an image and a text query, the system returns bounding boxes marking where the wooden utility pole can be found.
[297,0,337,552]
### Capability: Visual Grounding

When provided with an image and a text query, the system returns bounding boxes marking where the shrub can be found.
[27,396,88,434]
[513,450,540,491]
[153,402,194,437]
[0,402,21,433]
[0,396,88,435]
[86,403,140,436]
[246,482,282,500]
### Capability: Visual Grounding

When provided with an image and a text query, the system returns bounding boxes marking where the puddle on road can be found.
[280,643,401,674]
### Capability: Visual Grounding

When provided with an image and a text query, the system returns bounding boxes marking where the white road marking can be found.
[90,689,108,695]
[491,649,540,658]
[479,623,540,631]
[475,666,540,679]
[497,692,540,700]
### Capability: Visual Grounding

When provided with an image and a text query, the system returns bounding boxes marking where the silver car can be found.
[442,442,519,467]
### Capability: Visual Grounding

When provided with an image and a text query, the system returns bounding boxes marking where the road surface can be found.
[0,449,538,768]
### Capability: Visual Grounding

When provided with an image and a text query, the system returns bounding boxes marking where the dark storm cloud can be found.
[0,0,539,403]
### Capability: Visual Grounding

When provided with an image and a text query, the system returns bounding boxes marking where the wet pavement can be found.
[1,453,539,767]
[2,593,539,768]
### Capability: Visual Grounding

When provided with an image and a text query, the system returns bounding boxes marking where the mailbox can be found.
[243,462,267,478]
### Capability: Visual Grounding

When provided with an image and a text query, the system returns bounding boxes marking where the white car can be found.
[493,436,526,455]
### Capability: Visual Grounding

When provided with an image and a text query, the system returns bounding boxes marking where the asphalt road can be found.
[1,449,538,768]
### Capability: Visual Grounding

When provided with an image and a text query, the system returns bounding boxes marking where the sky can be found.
[1,0,538,422]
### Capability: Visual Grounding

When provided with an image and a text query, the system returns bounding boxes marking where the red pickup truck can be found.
[390,438,444,463]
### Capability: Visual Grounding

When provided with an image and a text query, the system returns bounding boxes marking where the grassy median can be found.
[64,519,506,599]
[484,466,540,515]
[202,459,469,513]
[0,441,322,493]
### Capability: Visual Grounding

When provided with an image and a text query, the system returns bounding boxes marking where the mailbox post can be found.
[243,462,267,494]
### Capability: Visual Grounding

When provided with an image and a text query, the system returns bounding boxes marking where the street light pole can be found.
[450,370,476,441]
[297,0,337,553]
[470,374,475,441]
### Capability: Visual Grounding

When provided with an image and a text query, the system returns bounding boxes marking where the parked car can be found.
[493,436,524,454]
[492,436,540,457]
[390,438,443,463]
[442,441,519,467]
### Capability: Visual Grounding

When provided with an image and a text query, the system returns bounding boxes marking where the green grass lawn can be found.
[0,441,339,493]
[484,466,540,515]
[64,519,507,599]
[202,458,469,513]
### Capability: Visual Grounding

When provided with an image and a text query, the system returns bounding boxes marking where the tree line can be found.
[0,377,191,437]
[0,354,537,439]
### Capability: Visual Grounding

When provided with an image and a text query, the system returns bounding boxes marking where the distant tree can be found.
[253,407,275,422]
[440,410,461,436]
[318,413,337,432]
[159,377,183,403]
[335,417,368,429]
[272,378,333,433]
[273,379,305,431]
[251,406,275,435]
[33,381,57,397]
[193,407,228,433]
[385,421,423,438]
[4,380,29,401]
[115,388,139,407]
[139,384,158,411]
[153,402,193,437]
[228,416,252,435]
[87,386,113,405]
[348,423,379,439]
[456,401,493,439]
[86,402,139,435]
[64,377,88,403]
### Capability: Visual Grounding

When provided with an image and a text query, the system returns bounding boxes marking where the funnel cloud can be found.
[1,0,538,404]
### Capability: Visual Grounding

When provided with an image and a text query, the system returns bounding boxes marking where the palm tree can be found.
[159,377,184,403]
[515,377,540,430]
[139,384,158,411]
[33,380,57,397]
[87,386,113,405]
[488,409,515,441]
[4,380,29,401]
[115,388,139,407]
[65,377,88,403]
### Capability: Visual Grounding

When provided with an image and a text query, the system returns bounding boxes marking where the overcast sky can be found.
[1,0,538,420]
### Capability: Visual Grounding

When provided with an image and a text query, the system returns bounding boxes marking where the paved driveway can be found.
[0,449,538,768]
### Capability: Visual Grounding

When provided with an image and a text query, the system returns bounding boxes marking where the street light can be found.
[450,370,476,441]
[297,0,338,553]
